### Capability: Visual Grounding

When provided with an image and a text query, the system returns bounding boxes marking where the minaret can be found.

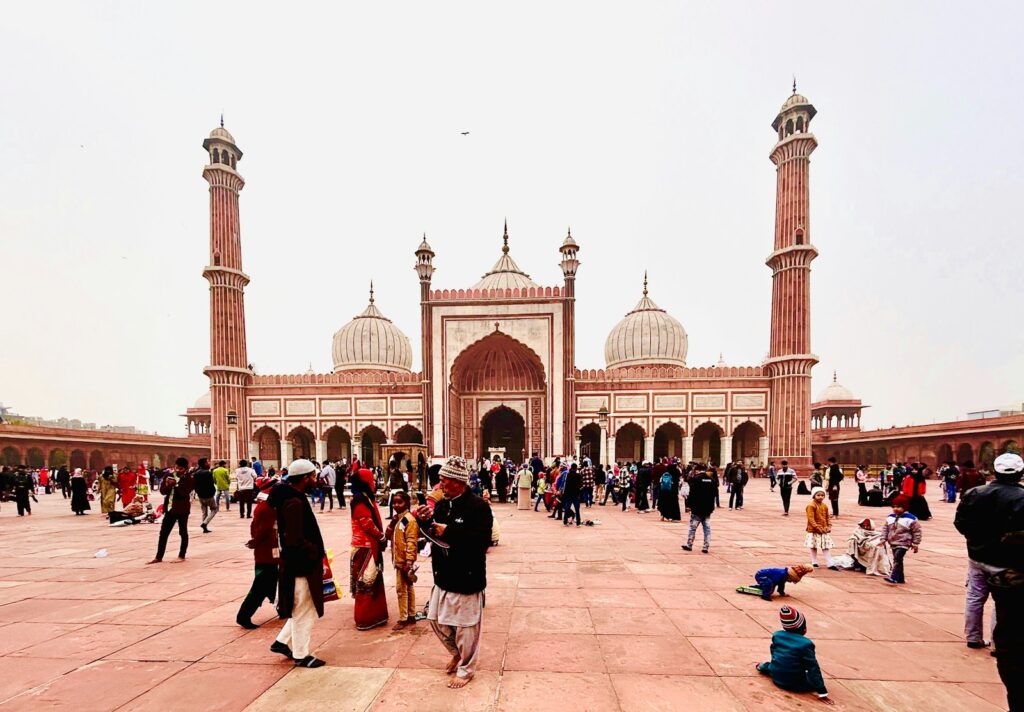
[414,234,436,457]
[559,228,580,458]
[202,121,251,464]
[766,83,818,474]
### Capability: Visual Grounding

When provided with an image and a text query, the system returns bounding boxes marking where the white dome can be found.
[472,223,539,292]
[816,374,856,402]
[193,391,211,410]
[331,285,413,373]
[604,276,688,369]
[208,126,236,144]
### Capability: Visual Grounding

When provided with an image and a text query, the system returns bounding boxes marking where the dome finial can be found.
[369,280,375,304]
[792,75,797,95]
[833,369,837,383]
[642,270,648,297]
[220,112,224,128]
[502,219,509,254]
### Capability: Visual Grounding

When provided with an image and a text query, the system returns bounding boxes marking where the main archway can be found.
[480,406,526,462]
[449,332,546,461]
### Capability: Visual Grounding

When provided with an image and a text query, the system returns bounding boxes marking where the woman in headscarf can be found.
[901,465,932,520]
[117,466,137,508]
[350,467,389,630]
[657,459,683,522]
[846,518,892,577]
[99,466,118,515]
[69,468,91,515]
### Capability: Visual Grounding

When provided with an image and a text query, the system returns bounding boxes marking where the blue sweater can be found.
[756,567,790,586]
[765,630,827,695]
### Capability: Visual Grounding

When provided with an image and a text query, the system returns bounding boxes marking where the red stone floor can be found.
[0,482,1003,711]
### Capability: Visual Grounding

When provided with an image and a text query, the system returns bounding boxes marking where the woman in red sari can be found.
[117,466,137,508]
[350,468,388,630]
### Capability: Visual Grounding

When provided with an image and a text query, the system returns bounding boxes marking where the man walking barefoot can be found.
[414,456,493,688]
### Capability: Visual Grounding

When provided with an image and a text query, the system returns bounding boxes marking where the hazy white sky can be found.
[2,2,1022,435]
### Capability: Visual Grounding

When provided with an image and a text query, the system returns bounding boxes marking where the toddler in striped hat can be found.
[756,606,832,704]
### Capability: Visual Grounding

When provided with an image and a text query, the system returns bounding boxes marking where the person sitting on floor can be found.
[757,606,833,705]
[846,518,892,577]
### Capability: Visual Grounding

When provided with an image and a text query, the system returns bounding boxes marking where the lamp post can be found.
[598,405,609,467]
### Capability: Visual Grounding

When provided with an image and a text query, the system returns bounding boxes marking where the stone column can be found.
[598,426,608,467]
[607,435,616,466]
[643,436,655,462]
[758,437,770,467]
[316,438,327,463]
[682,436,693,464]
[719,436,733,466]
[228,429,238,464]
[248,440,259,461]
[280,439,293,468]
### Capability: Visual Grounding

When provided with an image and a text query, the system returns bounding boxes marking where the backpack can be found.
[660,473,673,492]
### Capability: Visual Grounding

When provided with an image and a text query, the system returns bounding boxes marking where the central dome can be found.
[815,372,856,402]
[604,275,688,369]
[472,222,539,291]
[331,284,413,373]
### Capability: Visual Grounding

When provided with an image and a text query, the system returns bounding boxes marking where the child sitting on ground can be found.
[880,494,922,585]
[739,564,814,600]
[757,606,833,705]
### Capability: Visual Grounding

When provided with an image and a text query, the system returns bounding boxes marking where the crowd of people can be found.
[2,446,1023,707]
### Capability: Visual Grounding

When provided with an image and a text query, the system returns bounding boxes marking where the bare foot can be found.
[445,653,460,674]
[146,559,161,565]
[448,675,471,689]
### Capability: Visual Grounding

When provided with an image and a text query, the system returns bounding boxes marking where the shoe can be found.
[201,524,209,533]
[681,544,693,551]
[270,641,293,658]
[883,577,899,585]
[966,641,989,649]
[236,617,259,629]
[701,549,709,554]
[827,565,840,571]
[811,564,819,568]
[294,655,326,668]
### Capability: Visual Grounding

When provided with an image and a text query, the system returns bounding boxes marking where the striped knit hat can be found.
[439,456,470,483]
[779,605,806,632]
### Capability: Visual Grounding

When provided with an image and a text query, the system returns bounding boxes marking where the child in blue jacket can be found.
[751,564,814,600]
[757,606,833,704]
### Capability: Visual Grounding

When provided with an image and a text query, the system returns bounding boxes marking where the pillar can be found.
[758,436,769,467]
[606,435,616,466]
[280,439,293,467]
[682,436,693,464]
[248,440,258,462]
[599,426,608,467]
[316,438,327,463]
[643,436,655,462]
[720,436,733,466]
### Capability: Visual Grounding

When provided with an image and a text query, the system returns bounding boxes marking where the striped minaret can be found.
[766,84,819,474]
[202,120,251,465]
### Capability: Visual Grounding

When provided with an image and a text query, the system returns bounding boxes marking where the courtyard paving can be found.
[0,481,1004,711]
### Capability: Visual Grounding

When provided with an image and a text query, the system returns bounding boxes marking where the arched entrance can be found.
[288,427,316,461]
[654,422,684,460]
[615,422,645,463]
[449,332,546,461]
[579,423,601,462]
[1001,440,1020,455]
[394,424,424,444]
[1,447,20,467]
[956,443,973,466]
[253,427,281,467]
[481,407,526,462]
[979,442,995,471]
[692,421,722,466]
[26,448,45,469]
[360,425,387,466]
[324,426,352,461]
[70,450,87,470]
[732,420,765,465]
[49,449,67,468]
[936,443,954,466]
[89,450,105,471]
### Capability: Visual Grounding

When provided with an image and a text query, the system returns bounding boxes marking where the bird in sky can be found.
[461,131,470,135]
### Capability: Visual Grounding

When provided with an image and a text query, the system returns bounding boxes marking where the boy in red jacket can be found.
[237,480,280,628]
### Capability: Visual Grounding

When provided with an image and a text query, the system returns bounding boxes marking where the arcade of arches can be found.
[600,419,766,467]
[813,433,1022,471]
[448,333,545,462]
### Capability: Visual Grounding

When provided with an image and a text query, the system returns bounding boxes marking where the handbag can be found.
[323,552,339,602]
[358,554,379,588]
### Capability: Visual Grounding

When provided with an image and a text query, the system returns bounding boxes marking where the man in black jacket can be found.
[414,456,493,689]
[561,463,582,526]
[955,452,1024,711]
[827,457,844,517]
[268,459,327,669]
[683,466,716,553]
[193,458,217,533]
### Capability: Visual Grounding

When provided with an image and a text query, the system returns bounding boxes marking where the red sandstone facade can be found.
[196,89,822,471]
[0,423,209,471]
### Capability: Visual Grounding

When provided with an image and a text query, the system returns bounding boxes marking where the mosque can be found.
[188,88,822,472]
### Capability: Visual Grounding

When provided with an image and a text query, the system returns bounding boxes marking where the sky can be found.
[2,2,1022,436]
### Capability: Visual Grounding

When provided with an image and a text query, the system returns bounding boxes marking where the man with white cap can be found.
[414,456,493,688]
[955,452,1024,710]
[267,458,327,668]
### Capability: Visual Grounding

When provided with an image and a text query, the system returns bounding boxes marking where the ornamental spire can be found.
[643,270,648,297]
[792,75,797,94]
[369,280,375,304]
[502,219,509,254]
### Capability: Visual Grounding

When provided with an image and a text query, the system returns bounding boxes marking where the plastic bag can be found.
[323,548,339,602]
